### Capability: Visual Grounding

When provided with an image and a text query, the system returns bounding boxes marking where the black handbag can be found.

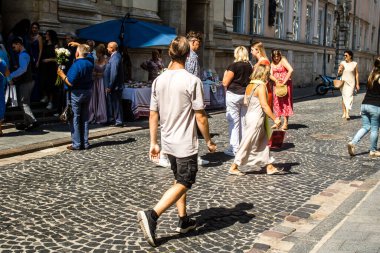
[59,92,73,123]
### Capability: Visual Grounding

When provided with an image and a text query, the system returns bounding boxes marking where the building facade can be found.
[1,0,379,86]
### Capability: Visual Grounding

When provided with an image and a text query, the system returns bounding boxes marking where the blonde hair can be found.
[77,44,90,57]
[250,64,270,82]
[234,46,249,63]
[251,41,267,58]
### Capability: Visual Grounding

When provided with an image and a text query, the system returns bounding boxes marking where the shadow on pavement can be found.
[90,137,136,148]
[157,203,255,246]
[2,129,49,137]
[200,151,234,167]
[287,124,308,130]
[271,142,295,152]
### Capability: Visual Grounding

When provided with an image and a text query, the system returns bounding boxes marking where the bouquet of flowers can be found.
[55,48,71,86]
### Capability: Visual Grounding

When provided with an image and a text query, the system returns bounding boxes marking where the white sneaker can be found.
[46,102,53,110]
[40,96,48,103]
[224,149,235,157]
[157,158,170,167]
[369,150,380,158]
[198,157,209,166]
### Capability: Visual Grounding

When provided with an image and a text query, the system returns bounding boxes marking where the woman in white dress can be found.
[338,50,360,120]
[228,65,281,176]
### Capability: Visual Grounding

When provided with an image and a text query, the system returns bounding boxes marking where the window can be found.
[364,24,369,50]
[250,0,264,35]
[233,0,245,33]
[274,0,285,38]
[347,20,352,49]
[292,0,301,41]
[326,12,332,46]
[371,26,376,50]
[317,8,324,45]
[305,3,313,43]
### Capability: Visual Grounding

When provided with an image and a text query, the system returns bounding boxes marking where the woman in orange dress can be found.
[250,41,272,108]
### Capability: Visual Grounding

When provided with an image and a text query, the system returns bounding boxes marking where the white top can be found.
[150,69,205,158]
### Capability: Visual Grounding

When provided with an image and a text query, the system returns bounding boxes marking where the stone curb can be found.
[247,179,368,253]
[247,170,380,253]
[0,125,147,159]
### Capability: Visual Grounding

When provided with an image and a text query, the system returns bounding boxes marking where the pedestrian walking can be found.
[270,49,294,130]
[8,37,39,131]
[57,44,94,150]
[222,46,253,156]
[137,36,216,247]
[104,41,124,126]
[185,30,210,166]
[348,56,380,158]
[229,64,281,176]
[338,50,360,120]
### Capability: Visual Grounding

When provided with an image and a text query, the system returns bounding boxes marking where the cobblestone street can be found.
[0,93,379,252]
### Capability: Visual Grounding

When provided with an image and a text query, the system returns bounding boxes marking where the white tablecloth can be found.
[122,82,225,118]
[122,87,151,118]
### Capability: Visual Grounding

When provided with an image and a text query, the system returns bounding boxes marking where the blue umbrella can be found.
[76,17,177,48]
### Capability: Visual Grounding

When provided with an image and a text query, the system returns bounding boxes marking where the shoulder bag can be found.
[275,83,287,97]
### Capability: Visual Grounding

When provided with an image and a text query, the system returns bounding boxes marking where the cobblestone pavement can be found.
[0,93,379,252]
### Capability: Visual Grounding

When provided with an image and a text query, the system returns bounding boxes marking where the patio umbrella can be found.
[76,16,177,48]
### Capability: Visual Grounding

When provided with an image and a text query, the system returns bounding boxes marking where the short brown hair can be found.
[168,36,190,63]
[186,31,202,42]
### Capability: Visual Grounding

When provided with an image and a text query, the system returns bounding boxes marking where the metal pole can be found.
[351,0,356,50]
[323,2,328,75]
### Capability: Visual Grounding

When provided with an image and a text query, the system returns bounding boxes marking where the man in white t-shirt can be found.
[137,36,216,247]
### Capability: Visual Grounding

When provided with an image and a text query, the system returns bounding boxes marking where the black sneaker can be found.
[25,121,41,131]
[137,210,157,247]
[176,216,196,233]
[15,123,27,131]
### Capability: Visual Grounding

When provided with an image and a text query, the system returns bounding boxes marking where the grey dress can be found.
[233,82,274,167]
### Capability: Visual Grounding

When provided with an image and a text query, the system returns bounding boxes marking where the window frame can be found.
[274,0,285,39]
[233,0,245,33]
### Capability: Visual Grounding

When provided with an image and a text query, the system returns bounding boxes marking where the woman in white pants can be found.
[222,46,253,156]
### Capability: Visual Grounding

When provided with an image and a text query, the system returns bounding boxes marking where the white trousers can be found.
[225,91,247,152]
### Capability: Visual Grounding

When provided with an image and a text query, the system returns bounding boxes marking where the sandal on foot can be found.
[267,168,287,175]
[271,124,279,129]
[228,170,245,176]
[281,124,288,130]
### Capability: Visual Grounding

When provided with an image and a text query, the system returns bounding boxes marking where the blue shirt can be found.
[66,57,94,90]
[9,50,29,80]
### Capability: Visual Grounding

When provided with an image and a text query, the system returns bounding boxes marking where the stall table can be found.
[122,81,225,119]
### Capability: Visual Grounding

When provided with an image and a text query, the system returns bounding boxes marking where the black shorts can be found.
[167,153,198,189]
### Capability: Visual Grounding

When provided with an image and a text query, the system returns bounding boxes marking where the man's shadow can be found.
[90,137,136,148]
[157,203,255,245]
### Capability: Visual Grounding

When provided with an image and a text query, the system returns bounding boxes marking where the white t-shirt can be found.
[150,69,205,158]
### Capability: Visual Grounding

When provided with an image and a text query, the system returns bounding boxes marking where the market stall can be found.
[122,80,225,119]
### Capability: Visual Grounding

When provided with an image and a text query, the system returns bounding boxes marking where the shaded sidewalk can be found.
[0,85,318,159]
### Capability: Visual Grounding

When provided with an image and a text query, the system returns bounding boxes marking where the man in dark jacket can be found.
[104,41,124,126]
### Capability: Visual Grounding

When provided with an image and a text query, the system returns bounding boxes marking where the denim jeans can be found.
[70,89,91,149]
[351,104,380,152]
[225,91,247,152]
